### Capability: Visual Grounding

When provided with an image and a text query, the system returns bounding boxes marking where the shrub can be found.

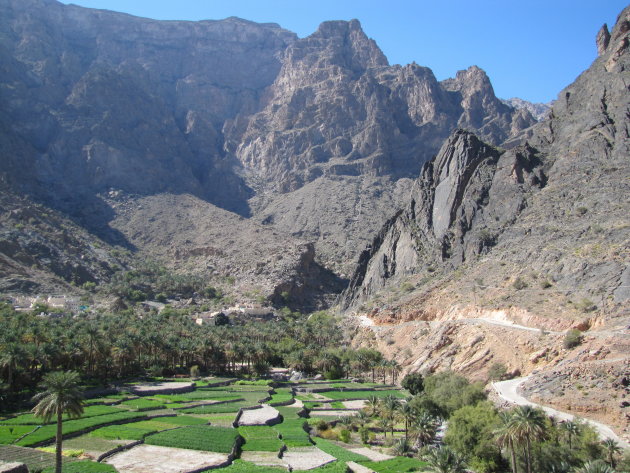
[512,276,528,290]
[316,420,330,431]
[564,329,583,349]
[401,373,424,395]
[338,428,351,443]
[487,362,507,381]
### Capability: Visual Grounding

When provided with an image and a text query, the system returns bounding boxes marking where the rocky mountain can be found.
[341,7,630,440]
[501,97,552,121]
[0,0,535,296]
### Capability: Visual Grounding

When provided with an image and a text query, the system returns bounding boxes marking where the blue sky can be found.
[58,1,627,103]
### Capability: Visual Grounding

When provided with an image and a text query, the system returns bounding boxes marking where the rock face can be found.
[341,5,630,314]
[0,0,535,285]
[0,0,296,224]
[501,97,552,121]
[341,7,630,436]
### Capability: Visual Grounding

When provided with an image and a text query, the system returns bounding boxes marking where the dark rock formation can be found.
[341,5,630,312]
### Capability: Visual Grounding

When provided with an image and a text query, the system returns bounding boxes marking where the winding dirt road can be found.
[493,376,629,449]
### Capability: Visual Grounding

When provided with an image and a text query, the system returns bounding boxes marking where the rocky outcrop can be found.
[341,6,630,314]
[340,130,547,309]
[341,9,630,438]
[501,97,552,121]
[0,0,536,284]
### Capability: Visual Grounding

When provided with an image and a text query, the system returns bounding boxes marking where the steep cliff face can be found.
[226,19,534,269]
[342,6,630,313]
[0,0,535,286]
[341,130,547,309]
[0,0,296,222]
[342,7,630,436]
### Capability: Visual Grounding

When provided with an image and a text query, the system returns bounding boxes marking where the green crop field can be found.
[41,460,118,472]
[220,460,285,472]
[153,391,242,402]
[145,425,240,453]
[0,425,38,444]
[119,398,166,411]
[275,406,303,420]
[358,457,427,473]
[268,388,293,404]
[89,424,156,440]
[1,405,124,425]
[273,418,311,447]
[0,445,76,472]
[312,438,370,462]
[239,426,284,452]
[322,390,406,400]
[16,411,147,446]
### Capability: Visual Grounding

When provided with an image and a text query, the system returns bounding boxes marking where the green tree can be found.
[601,439,621,469]
[32,371,84,473]
[574,460,615,473]
[423,445,467,473]
[445,402,502,473]
[508,405,548,473]
[401,372,424,395]
[494,411,519,473]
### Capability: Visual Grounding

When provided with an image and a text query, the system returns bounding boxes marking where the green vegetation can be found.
[0,425,38,444]
[313,438,370,462]
[273,418,311,447]
[31,371,84,473]
[320,390,405,401]
[89,424,156,440]
[359,457,427,473]
[220,460,285,473]
[239,426,284,451]
[564,329,584,349]
[1,405,123,425]
[41,461,118,473]
[16,411,146,446]
[0,444,77,472]
[119,398,166,411]
[269,388,293,404]
[181,401,251,414]
[401,372,424,395]
[145,425,240,453]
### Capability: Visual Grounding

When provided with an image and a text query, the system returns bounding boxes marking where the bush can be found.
[316,420,330,431]
[564,329,583,349]
[487,362,507,381]
[512,276,528,290]
[401,373,424,395]
[338,428,351,443]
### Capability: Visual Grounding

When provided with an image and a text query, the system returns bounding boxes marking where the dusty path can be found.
[493,377,629,449]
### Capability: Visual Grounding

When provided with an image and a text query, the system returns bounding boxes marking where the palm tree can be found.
[364,395,381,417]
[494,411,519,473]
[601,438,621,469]
[32,371,84,473]
[423,445,467,473]
[398,402,416,442]
[508,405,547,473]
[381,394,401,437]
[411,412,438,448]
[560,420,580,450]
[574,460,615,473]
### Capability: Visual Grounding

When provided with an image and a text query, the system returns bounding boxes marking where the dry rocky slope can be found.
[343,8,630,441]
[0,0,534,300]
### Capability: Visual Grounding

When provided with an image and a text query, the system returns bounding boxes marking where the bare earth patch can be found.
[282,446,336,470]
[240,451,286,468]
[342,400,366,409]
[105,444,229,473]
[347,447,393,462]
[130,382,194,395]
[237,405,280,426]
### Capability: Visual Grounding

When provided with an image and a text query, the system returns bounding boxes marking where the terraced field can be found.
[1,377,419,473]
